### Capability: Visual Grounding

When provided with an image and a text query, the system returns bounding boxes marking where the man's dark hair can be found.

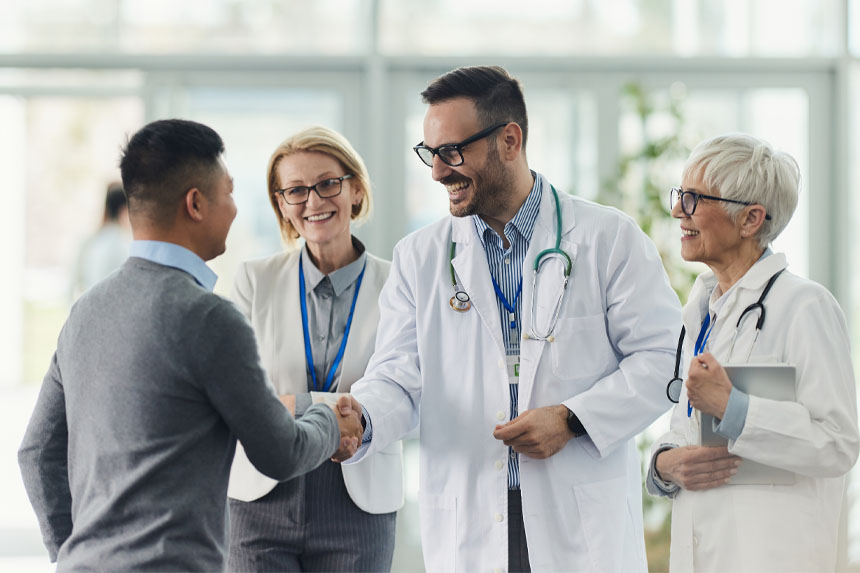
[119,119,225,225]
[420,65,528,149]
[104,182,127,221]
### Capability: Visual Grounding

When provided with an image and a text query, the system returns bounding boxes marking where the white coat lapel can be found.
[450,217,506,359]
[274,251,310,395]
[519,181,577,408]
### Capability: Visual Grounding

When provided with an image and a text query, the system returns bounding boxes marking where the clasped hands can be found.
[330,395,364,462]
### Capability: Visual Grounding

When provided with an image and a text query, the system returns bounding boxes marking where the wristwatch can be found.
[565,407,587,437]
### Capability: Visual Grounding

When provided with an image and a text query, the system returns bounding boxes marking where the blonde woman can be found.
[227,127,402,571]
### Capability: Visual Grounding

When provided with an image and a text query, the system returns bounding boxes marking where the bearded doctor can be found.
[341,65,682,572]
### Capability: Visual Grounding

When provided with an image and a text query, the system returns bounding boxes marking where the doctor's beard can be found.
[444,144,512,219]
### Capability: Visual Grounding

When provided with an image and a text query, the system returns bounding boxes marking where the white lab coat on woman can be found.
[649,252,859,573]
[226,249,404,514]
[347,174,682,572]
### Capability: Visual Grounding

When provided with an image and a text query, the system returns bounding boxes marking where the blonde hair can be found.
[266,126,372,246]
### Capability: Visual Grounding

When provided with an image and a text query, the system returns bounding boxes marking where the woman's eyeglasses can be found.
[669,187,771,220]
[275,174,353,205]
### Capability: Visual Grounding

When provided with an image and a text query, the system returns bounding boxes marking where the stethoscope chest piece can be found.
[666,376,683,403]
[449,291,471,312]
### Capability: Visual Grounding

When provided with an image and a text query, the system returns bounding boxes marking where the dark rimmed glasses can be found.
[669,187,771,220]
[275,174,353,205]
[413,122,508,167]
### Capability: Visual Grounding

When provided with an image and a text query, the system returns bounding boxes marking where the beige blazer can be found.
[226,249,404,514]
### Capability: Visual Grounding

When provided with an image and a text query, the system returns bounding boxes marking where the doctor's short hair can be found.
[682,133,800,249]
[120,119,225,226]
[266,126,372,247]
[421,65,529,150]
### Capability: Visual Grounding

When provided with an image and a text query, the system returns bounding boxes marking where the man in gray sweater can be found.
[18,119,362,572]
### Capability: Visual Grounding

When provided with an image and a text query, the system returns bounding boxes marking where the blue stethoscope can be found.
[666,269,784,406]
[448,185,572,342]
[299,255,366,392]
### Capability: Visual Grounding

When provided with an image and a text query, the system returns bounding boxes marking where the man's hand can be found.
[278,394,296,416]
[655,445,741,491]
[686,352,733,418]
[492,405,573,459]
[330,399,362,463]
[337,394,364,427]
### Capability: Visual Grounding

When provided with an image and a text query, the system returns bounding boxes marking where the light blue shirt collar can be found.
[128,240,218,292]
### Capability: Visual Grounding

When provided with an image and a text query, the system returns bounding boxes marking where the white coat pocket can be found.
[550,314,610,380]
[418,493,457,572]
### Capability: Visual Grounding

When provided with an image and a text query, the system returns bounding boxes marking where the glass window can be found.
[0,0,368,55]
[380,0,841,57]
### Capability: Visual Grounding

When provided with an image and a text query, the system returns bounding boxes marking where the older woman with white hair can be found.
[647,133,859,572]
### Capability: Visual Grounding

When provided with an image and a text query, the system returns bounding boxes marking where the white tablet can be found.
[700,364,796,485]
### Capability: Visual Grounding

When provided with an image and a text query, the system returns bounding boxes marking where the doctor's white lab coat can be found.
[649,252,859,573]
[348,174,682,572]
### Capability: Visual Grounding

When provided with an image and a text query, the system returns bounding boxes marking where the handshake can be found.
[329,395,365,462]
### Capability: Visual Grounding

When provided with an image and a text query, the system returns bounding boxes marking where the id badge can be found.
[507,355,520,385]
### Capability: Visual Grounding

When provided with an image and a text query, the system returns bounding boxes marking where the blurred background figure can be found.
[71,182,131,299]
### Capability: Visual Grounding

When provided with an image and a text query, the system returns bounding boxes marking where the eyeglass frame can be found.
[274,174,353,205]
[669,187,771,220]
[413,122,509,167]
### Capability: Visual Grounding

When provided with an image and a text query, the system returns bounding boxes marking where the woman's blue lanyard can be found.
[689,312,716,417]
[299,256,366,392]
[491,276,522,329]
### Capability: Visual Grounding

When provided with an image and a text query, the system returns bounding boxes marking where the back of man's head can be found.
[120,119,225,228]
[104,182,127,221]
[420,65,529,149]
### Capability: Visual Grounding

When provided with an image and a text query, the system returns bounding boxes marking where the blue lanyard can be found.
[299,256,366,392]
[491,275,522,329]
[688,313,716,417]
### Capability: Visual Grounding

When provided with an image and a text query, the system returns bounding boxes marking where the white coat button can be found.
[693,536,698,546]
[497,411,506,421]
[495,460,504,471]
[494,513,504,522]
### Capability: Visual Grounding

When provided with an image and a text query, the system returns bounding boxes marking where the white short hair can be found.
[682,133,800,249]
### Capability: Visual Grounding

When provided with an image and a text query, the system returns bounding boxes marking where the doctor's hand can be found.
[655,445,741,491]
[686,353,733,418]
[329,401,362,463]
[493,405,573,459]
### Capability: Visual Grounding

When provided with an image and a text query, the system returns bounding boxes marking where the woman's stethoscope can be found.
[666,268,784,403]
[448,185,572,342]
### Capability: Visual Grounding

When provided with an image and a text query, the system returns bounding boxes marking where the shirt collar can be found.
[300,237,367,297]
[473,171,542,249]
[128,240,218,292]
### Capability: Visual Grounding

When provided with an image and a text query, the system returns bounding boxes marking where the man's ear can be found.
[499,122,523,161]
[184,188,206,222]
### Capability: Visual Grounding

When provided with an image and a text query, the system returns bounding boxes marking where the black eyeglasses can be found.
[275,174,353,205]
[413,122,508,167]
[669,187,771,220]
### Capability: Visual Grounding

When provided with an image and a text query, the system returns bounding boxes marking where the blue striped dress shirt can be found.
[473,173,543,490]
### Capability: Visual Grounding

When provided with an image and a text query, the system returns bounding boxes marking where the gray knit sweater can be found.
[18,257,339,572]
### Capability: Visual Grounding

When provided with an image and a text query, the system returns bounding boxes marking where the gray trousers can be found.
[228,460,396,572]
[508,489,531,573]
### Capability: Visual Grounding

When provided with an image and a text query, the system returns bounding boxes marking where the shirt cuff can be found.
[647,444,680,497]
[714,387,749,441]
[361,405,373,444]
[294,393,312,417]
